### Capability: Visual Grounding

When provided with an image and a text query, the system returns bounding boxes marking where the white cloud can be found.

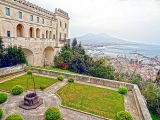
[28,0,160,44]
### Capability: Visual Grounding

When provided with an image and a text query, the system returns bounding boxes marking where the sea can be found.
[86,44,160,59]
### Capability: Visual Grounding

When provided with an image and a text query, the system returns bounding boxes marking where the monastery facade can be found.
[0,0,69,66]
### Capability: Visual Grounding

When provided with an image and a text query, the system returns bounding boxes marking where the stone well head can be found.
[24,93,39,106]
[19,70,43,110]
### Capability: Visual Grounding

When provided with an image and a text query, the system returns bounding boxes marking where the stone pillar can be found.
[34,28,36,38]
[14,23,17,37]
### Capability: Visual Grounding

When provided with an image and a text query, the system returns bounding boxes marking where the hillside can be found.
[76,33,133,44]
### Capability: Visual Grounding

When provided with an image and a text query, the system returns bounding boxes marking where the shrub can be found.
[11,85,24,95]
[0,92,8,104]
[5,114,24,120]
[40,85,46,90]
[45,106,61,120]
[57,75,64,81]
[68,77,74,82]
[116,111,133,120]
[0,108,3,119]
[118,86,128,95]
[27,70,32,75]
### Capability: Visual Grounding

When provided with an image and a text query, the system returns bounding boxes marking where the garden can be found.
[57,82,127,120]
[0,71,133,120]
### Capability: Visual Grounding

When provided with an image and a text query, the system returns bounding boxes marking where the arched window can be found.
[59,32,61,40]
[65,23,67,29]
[36,28,40,38]
[64,34,66,40]
[16,24,24,37]
[49,31,52,39]
[46,30,48,39]
[60,21,62,27]
[53,34,55,39]
[29,27,34,38]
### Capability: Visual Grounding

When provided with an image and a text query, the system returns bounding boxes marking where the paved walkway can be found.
[124,91,140,120]
[0,73,140,120]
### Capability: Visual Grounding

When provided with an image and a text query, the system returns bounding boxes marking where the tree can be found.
[61,51,73,64]
[131,74,142,87]
[0,37,4,52]
[17,46,26,64]
[61,44,71,53]
[0,45,26,68]
[72,38,77,48]
[69,53,85,73]
[142,83,160,115]
[155,70,160,85]
[54,56,64,68]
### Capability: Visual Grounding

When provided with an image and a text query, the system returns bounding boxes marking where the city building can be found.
[0,0,70,66]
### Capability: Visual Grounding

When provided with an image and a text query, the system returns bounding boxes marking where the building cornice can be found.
[1,0,69,20]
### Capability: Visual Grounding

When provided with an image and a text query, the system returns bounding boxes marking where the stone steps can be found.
[0,71,26,83]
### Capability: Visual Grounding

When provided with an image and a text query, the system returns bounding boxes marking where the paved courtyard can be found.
[0,73,140,120]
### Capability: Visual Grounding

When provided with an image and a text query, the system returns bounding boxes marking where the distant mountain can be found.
[76,33,134,44]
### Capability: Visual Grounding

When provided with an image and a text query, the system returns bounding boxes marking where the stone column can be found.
[34,28,36,38]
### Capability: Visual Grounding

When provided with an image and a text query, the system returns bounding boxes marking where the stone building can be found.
[0,0,69,66]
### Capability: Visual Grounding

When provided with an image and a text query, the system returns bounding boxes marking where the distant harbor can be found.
[82,43,160,81]
[82,43,160,58]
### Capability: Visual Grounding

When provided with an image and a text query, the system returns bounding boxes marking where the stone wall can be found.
[31,67,152,120]
[0,65,26,76]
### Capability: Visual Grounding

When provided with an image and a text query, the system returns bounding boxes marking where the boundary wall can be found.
[0,65,26,76]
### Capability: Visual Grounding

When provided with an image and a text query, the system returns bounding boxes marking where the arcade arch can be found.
[43,46,54,66]
[22,48,34,66]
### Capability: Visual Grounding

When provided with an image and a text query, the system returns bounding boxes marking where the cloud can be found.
[28,0,160,44]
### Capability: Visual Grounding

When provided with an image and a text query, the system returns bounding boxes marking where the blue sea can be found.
[88,44,160,59]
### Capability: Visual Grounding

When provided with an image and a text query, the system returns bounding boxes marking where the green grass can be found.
[32,66,88,76]
[0,74,58,92]
[149,109,160,120]
[57,83,124,120]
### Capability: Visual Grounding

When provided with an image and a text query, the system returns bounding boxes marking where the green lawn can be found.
[0,74,58,92]
[57,83,124,120]
[32,66,87,76]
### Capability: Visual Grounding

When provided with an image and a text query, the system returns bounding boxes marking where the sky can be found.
[28,0,160,44]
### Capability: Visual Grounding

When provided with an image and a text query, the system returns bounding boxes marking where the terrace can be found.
[0,65,152,120]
